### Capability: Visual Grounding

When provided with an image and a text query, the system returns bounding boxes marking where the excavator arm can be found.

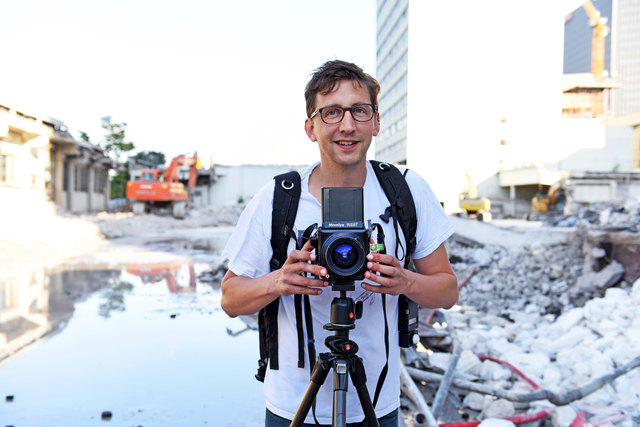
[162,152,199,185]
[582,0,609,81]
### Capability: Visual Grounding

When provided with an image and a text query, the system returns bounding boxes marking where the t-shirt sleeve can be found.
[221,181,274,279]
[406,170,455,260]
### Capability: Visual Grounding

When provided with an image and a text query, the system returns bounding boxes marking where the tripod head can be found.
[323,289,363,355]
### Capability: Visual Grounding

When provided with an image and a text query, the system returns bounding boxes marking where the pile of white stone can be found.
[427,279,640,426]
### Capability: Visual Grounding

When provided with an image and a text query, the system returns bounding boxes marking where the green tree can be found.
[97,116,135,199]
[99,116,135,161]
[109,169,129,200]
[78,131,91,143]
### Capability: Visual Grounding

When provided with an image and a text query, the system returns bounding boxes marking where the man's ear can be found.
[373,112,380,137]
[305,118,317,142]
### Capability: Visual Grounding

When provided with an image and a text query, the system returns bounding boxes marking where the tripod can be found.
[290,288,380,427]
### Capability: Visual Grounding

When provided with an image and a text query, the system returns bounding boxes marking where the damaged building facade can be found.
[0,103,113,217]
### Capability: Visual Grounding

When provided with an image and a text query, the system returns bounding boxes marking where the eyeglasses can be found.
[309,103,376,124]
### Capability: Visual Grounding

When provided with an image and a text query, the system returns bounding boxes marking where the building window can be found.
[0,154,13,184]
[75,165,89,192]
[63,163,69,191]
[94,169,107,193]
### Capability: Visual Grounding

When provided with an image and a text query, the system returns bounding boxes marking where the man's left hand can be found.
[362,253,409,295]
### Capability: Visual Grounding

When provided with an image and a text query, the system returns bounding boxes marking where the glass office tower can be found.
[375,0,409,164]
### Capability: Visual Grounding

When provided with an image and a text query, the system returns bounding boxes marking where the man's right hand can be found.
[221,240,328,317]
[272,240,328,296]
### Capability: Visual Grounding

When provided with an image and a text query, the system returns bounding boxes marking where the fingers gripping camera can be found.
[309,187,370,291]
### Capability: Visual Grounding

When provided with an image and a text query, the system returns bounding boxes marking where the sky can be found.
[0,0,376,167]
[1,0,586,169]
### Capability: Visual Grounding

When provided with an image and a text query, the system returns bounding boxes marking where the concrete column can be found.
[106,169,111,206]
[510,185,516,217]
[87,166,94,212]
[53,151,64,208]
[66,160,74,213]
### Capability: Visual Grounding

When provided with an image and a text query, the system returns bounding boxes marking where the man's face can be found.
[305,80,379,169]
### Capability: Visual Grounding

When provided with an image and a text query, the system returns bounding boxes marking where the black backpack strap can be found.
[256,299,280,381]
[256,171,301,382]
[270,171,302,271]
[369,160,417,267]
[368,160,419,412]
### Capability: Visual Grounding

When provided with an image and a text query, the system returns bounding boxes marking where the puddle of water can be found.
[0,258,264,426]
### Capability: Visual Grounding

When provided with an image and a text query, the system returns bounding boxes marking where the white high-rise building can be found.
[375,0,409,165]
[375,1,566,212]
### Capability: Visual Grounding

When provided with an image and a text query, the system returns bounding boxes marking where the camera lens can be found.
[332,243,358,269]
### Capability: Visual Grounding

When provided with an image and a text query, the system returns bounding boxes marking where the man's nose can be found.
[339,110,357,132]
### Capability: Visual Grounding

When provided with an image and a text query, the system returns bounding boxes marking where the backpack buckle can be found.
[269,258,281,270]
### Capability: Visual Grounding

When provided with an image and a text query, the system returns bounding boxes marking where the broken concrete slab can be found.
[571,260,624,296]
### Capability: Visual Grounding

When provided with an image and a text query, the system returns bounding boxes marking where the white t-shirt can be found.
[222,161,454,424]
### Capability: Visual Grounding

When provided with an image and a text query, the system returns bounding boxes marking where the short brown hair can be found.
[304,60,380,118]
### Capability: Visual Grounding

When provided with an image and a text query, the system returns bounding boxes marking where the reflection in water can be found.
[0,260,202,359]
[98,279,134,318]
[226,314,259,337]
[0,268,120,361]
[0,255,265,426]
[126,260,196,293]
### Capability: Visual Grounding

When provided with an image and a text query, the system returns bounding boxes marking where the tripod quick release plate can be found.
[325,336,359,355]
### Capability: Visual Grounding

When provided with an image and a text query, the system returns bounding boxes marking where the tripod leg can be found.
[349,356,379,427]
[291,354,331,427]
[333,360,348,427]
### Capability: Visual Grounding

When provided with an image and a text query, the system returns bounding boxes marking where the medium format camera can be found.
[310,187,371,291]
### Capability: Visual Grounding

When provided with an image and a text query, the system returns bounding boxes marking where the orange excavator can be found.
[126,152,200,219]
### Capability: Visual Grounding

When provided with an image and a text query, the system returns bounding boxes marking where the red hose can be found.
[458,265,479,290]
[476,353,541,390]
[570,411,587,427]
[439,408,552,427]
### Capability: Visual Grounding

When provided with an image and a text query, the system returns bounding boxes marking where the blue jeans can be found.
[265,408,398,427]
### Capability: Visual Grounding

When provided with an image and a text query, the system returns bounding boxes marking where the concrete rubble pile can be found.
[447,237,584,318]
[555,201,640,232]
[88,204,246,238]
[399,214,640,426]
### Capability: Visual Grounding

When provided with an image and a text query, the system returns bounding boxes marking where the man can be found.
[221,60,458,426]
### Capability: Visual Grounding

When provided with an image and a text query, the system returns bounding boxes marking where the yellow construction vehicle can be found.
[459,170,492,222]
[527,180,567,220]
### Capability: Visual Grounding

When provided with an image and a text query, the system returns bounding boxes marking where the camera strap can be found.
[372,293,390,408]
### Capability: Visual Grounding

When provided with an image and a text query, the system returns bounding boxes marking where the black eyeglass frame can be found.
[309,103,377,124]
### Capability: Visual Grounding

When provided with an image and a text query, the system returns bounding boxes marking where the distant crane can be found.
[582,0,609,81]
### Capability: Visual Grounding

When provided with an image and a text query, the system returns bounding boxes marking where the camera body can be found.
[311,187,370,291]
